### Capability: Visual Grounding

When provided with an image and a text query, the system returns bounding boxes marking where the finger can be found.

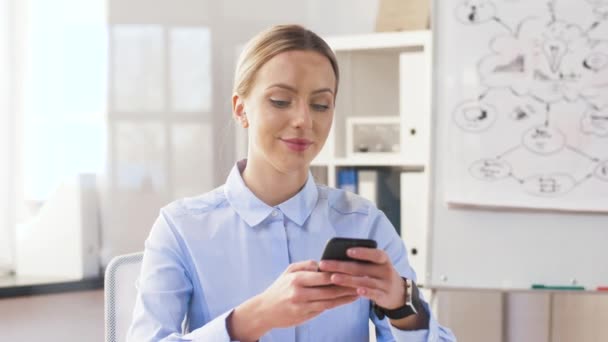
[293,270,335,287]
[330,273,387,293]
[346,248,389,264]
[318,260,385,279]
[308,295,360,312]
[301,285,359,301]
[354,287,385,304]
[286,260,319,273]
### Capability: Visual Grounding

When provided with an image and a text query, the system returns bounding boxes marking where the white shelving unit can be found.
[312,30,433,185]
[313,30,433,285]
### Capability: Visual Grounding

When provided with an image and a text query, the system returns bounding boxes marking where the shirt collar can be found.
[277,169,318,227]
[224,159,318,227]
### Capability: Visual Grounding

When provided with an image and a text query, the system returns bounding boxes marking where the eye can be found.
[270,99,290,108]
[311,103,330,112]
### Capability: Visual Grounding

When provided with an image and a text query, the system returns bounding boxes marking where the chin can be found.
[274,153,315,174]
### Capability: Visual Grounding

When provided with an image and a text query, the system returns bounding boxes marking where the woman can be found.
[128,24,455,342]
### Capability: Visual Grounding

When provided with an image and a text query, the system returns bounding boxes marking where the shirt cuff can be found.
[387,300,441,342]
[183,309,235,342]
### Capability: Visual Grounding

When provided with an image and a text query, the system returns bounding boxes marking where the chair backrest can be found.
[104,252,143,342]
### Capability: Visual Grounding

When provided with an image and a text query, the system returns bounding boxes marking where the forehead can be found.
[254,50,336,90]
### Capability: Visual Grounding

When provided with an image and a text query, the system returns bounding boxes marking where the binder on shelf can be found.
[400,171,429,285]
[357,170,378,205]
[339,167,402,235]
[376,168,401,235]
[337,168,358,194]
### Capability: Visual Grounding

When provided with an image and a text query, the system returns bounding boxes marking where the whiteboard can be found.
[430,0,608,289]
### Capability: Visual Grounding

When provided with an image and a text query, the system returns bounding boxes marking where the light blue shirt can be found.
[128,160,456,341]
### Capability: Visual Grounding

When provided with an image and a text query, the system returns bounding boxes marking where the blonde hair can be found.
[233,24,340,98]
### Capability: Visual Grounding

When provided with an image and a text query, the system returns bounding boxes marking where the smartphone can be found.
[320,237,377,262]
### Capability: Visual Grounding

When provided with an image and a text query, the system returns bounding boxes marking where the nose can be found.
[292,102,313,129]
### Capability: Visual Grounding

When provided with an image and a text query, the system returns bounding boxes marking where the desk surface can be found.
[0,275,103,299]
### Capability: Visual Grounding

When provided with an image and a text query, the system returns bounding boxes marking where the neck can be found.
[241,157,309,207]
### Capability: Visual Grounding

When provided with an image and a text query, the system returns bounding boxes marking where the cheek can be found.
[251,111,281,144]
[315,113,334,136]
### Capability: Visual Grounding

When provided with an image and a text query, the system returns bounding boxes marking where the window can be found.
[0,0,107,276]
[23,0,108,201]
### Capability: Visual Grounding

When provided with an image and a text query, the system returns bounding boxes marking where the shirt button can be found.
[271,210,278,217]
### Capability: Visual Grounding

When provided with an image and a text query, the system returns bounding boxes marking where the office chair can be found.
[104,251,143,342]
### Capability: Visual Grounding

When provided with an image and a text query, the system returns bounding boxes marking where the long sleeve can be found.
[369,210,457,342]
[385,293,457,342]
[127,209,234,342]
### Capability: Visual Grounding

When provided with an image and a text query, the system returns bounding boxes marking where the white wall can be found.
[101,0,381,265]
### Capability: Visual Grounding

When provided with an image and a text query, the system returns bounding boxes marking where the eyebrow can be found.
[266,83,334,95]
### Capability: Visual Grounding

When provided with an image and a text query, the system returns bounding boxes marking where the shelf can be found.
[312,157,424,170]
[324,30,431,52]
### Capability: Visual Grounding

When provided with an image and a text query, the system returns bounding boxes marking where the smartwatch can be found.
[373,278,420,320]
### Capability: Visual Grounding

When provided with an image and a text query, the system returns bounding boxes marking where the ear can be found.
[232,93,249,128]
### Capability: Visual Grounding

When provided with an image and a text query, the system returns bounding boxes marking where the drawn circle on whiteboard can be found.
[580,108,608,137]
[586,0,608,14]
[453,101,498,132]
[522,173,576,197]
[469,158,512,181]
[594,161,608,182]
[598,6,608,15]
[522,125,566,155]
[455,1,497,24]
[583,52,608,72]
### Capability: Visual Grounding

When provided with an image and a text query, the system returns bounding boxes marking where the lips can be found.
[280,138,313,152]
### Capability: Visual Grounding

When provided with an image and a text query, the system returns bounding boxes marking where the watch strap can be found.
[373,278,419,320]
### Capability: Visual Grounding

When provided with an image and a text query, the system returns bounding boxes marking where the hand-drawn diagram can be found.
[450,0,608,203]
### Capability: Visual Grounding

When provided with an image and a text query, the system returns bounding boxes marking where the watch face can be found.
[405,280,413,302]
[399,279,420,317]
[408,279,421,308]
[406,302,418,316]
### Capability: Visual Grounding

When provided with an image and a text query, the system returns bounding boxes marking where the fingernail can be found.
[347,249,356,256]
[357,288,366,295]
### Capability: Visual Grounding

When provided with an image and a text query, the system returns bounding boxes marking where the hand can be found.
[318,247,405,310]
[228,260,359,341]
[259,260,361,327]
